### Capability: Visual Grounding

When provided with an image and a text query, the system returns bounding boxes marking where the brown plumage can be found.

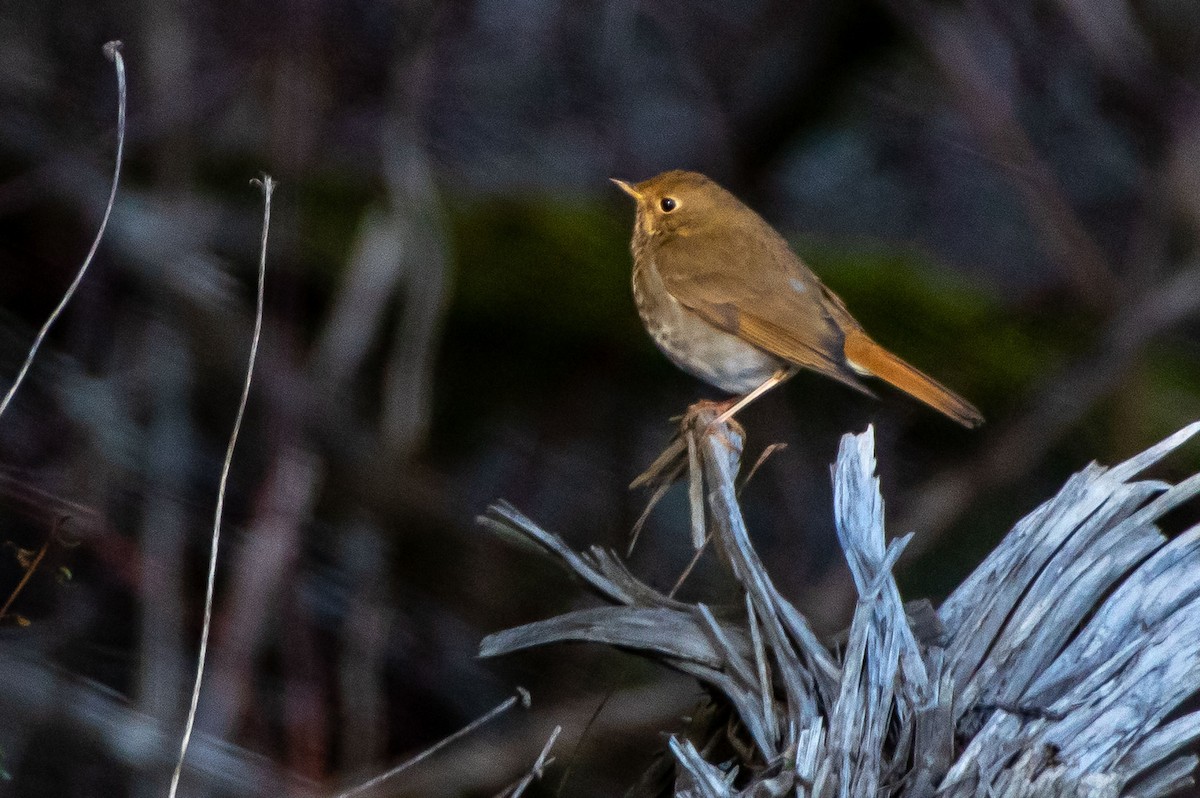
[613,169,983,428]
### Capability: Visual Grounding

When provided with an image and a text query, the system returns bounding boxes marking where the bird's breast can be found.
[632,255,781,395]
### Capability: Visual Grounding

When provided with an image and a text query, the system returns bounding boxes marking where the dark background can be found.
[2,0,1200,795]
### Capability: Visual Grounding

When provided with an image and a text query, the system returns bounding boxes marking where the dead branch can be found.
[482,410,1200,796]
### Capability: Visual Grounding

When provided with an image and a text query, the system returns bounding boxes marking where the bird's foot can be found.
[632,400,743,491]
[685,399,746,446]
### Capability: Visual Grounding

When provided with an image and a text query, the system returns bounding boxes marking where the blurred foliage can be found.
[294,174,376,281]
[799,238,1050,410]
[450,197,635,343]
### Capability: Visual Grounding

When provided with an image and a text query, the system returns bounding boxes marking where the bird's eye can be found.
[660,197,677,212]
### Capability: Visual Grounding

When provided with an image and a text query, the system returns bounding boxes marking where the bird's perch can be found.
[479,412,1200,797]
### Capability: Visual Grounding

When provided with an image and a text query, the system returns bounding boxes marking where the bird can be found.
[612,170,983,428]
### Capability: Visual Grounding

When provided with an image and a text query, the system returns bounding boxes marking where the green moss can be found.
[1113,343,1200,475]
[292,173,378,279]
[448,197,639,346]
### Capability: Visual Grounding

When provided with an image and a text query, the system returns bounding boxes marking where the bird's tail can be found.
[843,329,983,428]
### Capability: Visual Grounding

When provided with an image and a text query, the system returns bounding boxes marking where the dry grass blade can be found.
[494,724,561,798]
[0,41,126,423]
[333,689,529,798]
[628,434,687,555]
[167,176,273,798]
[669,533,712,598]
[739,443,786,495]
[0,515,63,621]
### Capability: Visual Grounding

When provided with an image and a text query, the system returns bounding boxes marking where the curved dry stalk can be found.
[168,176,273,798]
[0,41,126,422]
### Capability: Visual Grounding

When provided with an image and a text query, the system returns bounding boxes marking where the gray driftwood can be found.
[479,411,1200,797]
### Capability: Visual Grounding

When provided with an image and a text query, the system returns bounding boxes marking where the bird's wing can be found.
[655,226,873,395]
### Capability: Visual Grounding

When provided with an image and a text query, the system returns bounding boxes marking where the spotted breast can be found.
[631,251,783,395]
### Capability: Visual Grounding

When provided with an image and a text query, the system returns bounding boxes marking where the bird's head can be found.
[611,170,737,239]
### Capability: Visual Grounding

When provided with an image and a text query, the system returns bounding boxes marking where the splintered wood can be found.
[480,411,1200,797]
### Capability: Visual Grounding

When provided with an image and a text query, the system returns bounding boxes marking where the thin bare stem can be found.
[498,725,561,798]
[167,175,274,798]
[554,693,611,797]
[332,688,530,798]
[739,443,786,496]
[0,41,126,422]
[0,516,61,620]
[669,533,712,599]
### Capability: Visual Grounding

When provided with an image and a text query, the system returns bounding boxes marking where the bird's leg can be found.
[714,369,791,424]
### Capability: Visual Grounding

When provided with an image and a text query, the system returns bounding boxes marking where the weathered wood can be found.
[479,605,750,669]
[480,414,1200,797]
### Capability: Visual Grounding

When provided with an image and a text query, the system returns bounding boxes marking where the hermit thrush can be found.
[613,170,983,427]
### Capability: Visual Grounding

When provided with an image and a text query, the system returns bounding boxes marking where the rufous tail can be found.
[843,330,983,428]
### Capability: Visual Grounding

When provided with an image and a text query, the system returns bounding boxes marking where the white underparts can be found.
[847,359,872,376]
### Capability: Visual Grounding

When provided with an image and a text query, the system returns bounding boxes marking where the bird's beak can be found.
[610,178,642,201]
